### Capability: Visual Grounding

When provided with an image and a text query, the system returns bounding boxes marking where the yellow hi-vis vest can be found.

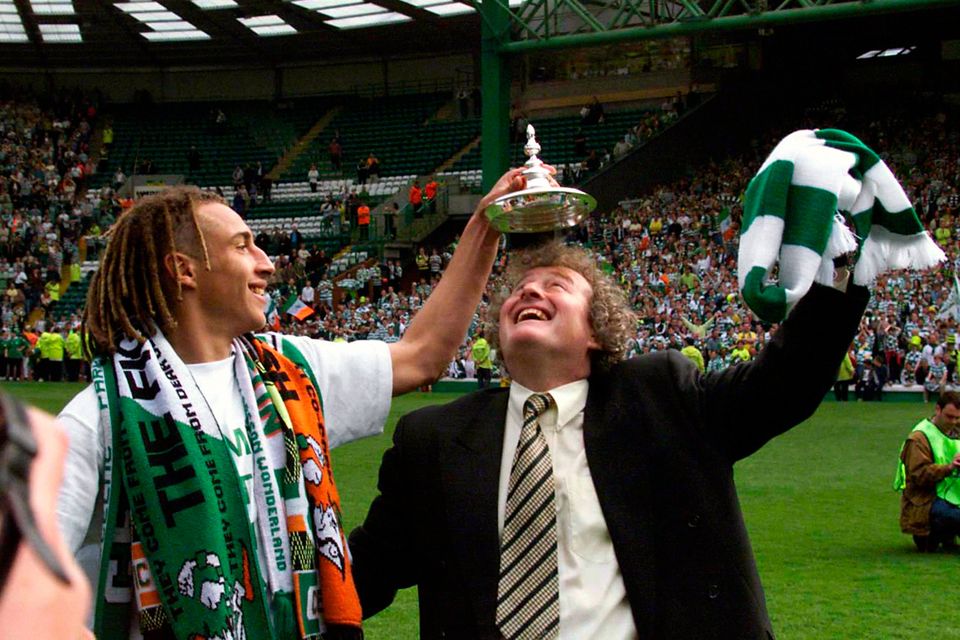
[894,419,960,506]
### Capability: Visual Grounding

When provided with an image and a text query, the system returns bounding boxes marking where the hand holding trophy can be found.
[484,124,597,233]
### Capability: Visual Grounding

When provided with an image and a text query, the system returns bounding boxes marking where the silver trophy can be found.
[485,124,597,233]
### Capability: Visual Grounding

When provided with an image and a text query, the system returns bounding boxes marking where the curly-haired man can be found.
[350,240,868,640]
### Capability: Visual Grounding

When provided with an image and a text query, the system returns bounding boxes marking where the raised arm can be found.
[701,282,869,460]
[388,169,526,395]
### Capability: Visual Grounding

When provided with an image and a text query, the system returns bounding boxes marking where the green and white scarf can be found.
[91,331,361,640]
[739,128,945,322]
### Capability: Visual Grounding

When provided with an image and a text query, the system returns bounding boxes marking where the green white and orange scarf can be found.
[91,331,362,639]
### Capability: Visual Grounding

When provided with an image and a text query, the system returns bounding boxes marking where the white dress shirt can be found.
[499,381,639,640]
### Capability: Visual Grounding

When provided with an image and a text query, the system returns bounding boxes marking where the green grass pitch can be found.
[1,381,951,639]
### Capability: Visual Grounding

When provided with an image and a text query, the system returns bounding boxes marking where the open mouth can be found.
[516,308,549,323]
[250,286,265,296]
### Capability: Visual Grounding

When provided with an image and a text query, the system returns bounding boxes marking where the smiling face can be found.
[498,265,599,384]
[186,202,275,340]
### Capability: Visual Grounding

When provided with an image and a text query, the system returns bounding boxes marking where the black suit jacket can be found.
[349,284,868,639]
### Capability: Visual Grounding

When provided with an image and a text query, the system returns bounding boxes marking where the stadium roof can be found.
[2,0,959,71]
[0,0,506,67]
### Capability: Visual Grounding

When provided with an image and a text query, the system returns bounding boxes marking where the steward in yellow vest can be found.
[894,391,960,551]
[65,327,84,382]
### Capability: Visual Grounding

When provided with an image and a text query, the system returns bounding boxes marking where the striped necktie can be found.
[497,393,559,639]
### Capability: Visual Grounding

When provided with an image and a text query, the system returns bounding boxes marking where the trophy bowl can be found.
[485,125,597,233]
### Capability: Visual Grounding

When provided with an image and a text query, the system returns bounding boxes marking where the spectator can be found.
[357,201,370,241]
[424,177,438,201]
[835,348,855,401]
[308,163,319,192]
[384,201,399,239]
[415,247,429,274]
[924,353,949,403]
[64,324,83,382]
[300,279,315,307]
[232,184,248,218]
[855,356,881,401]
[428,249,442,276]
[366,152,381,182]
[895,391,960,551]
[356,156,369,186]
[259,164,273,203]
[580,95,605,125]
[329,136,342,172]
[680,336,704,372]
[288,222,302,254]
[613,134,633,160]
[186,145,201,174]
[232,164,243,188]
[471,328,493,389]
[101,121,114,151]
[409,180,423,217]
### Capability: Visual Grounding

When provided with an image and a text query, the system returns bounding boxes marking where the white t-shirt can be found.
[57,335,392,556]
[301,285,316,304]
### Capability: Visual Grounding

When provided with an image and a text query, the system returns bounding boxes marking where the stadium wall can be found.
[0,51,473,103]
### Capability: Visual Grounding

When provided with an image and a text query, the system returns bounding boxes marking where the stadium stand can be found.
[441,104,679,190]
[279,92,450,182]
[92,101,288,188]
[2,83,957,400]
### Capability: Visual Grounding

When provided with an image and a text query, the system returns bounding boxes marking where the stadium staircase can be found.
[267,105,343,182]
[278,93,453,182]
[236,98,334,163]
[433,135,481,174]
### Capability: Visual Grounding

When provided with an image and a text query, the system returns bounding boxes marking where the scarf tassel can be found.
[815,216,860,286]
[853,226,946,286]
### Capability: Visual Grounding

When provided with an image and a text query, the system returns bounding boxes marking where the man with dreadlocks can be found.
[56,168,528,640]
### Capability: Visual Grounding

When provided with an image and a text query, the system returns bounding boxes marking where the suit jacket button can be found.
[708,584,720,599]
[687,514,700,528]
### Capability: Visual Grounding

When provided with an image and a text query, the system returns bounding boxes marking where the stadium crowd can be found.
[1,90,957,400]
[251,103,957,398]
[0,88,100,368]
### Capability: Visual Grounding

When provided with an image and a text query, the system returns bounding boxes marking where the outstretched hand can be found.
[475,164,559,215]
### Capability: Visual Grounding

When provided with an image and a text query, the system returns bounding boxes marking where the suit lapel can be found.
[440,390,509,629]
[582,373,656,636]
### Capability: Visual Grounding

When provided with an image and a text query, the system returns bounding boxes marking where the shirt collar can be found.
[508,379,589,431]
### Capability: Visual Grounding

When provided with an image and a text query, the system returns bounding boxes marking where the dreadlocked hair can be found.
[82,186,222,359]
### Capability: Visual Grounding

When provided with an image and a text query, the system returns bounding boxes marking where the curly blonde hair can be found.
[487,241,636,372]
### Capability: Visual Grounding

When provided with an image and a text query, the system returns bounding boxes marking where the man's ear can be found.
[586,329,601,352]
[163,252,198,290]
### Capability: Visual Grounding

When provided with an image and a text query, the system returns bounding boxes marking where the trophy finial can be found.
[524,124,540,159]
